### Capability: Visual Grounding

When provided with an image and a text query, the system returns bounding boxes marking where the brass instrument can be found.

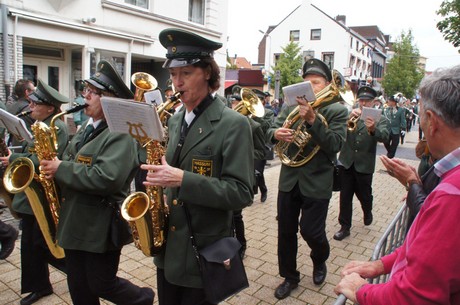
[3,104,88,259]
[121,79,182,257]
[17,110,32,118]
[233,88,265,118]
[131,72,158,102]
[274,70,353,167]
[347,114,360,132]
[0,135,19,219]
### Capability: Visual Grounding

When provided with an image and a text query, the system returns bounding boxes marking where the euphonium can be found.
[121,86,181,257]
[3,104,88,259]
[234,88,265,118]
[132,72,158,102]
[274,70,353,167]
[347,114,360,132]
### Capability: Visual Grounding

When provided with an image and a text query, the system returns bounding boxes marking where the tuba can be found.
[3,104,88,259]
[233,88,265,118]
[132,72,158,102]
[121,75,181,257]
[274,70,353,167]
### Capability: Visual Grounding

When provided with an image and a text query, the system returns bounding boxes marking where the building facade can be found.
[0,0,228,102]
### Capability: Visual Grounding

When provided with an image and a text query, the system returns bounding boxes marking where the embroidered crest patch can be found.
[77,155,92,165]
[192,159,212,176]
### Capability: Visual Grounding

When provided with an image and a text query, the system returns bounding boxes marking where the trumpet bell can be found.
[237,88,265,117]
[131,72,158,102]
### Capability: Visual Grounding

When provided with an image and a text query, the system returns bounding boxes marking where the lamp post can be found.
[259,30,272,91]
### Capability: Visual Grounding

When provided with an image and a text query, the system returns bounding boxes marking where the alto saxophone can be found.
[3,104,88,258]
[121,92,182,256]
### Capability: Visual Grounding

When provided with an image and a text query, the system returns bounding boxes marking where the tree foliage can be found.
[382,30,425,98]
[436,0,460,52]
[270,41,303,94]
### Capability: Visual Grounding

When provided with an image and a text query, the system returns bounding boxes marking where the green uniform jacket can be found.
[154,95,254,289]
[9,116,69,215]
[382,106,406,135]
[339,116,389,174]
[55,122,139,253]
[267,102,348,199]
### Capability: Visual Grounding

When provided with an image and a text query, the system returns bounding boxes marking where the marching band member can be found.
[142,28,254,305]
[1,80,69,305]
[40,60,154,305]
[267,59,348,299]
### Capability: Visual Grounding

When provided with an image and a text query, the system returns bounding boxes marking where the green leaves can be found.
[436,0,460,51]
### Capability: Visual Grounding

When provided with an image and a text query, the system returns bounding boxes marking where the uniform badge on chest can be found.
[192,159,213,176]
[77,155,92,165]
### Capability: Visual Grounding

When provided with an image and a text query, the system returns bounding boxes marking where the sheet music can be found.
[0,108,34,143]
[100,97,164,143]
[361,106,382,122]
[282,81,316,107]
[144,90,164,106]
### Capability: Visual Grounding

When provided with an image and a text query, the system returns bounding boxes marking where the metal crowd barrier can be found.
[333,203,410,305]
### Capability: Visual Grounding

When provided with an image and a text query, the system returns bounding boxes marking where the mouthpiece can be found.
[17,110,32,118]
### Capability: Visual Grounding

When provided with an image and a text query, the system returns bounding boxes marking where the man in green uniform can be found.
[333,86,389,241]
[268,59,348,299]
[141,28,254,305]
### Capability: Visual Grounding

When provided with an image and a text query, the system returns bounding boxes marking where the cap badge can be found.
[172,46,177,53]
[167,34,173,42]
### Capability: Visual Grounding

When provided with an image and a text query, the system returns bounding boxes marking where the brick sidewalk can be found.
[0,128,421,305]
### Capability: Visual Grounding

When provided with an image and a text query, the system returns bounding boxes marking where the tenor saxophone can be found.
[121,92,181,256]
[3,104,88,258]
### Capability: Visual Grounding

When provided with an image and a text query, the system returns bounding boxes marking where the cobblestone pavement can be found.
[0,127,421,305]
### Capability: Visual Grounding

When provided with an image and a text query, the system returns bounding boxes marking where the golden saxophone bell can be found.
[131,72,158,102]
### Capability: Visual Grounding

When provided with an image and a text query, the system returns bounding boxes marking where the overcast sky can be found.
[226,0,460,71]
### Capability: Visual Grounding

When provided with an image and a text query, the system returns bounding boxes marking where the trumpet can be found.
[347,114,360,132]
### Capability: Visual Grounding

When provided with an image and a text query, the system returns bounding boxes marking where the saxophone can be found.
[121,92,182,257]
[3,104,88,258]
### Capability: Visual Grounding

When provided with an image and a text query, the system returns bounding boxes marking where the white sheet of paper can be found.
[361,106,382,122]
[101,97,164,143]
[0,108,33,143]
[282,81,316,107]
[144,90,163,106]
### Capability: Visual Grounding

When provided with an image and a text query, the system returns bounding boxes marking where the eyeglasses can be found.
[83,87,101,96]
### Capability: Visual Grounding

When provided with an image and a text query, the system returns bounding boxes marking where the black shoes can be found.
[20,288,53,305]
[260,191,267,203]
[274,280,298,299]
[364,212,373,226]
[313,263,327,285]
[0,227,19,260]
[333,228,350,241]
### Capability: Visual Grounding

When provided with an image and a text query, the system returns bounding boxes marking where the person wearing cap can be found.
[251,88,275,202]
[141,28,254,304]
[40,60,154,305]
[333,86,389,241]
[383,94,406,158]
[266,58,348,299]
[0,79,69,305]
[230,93,266,259]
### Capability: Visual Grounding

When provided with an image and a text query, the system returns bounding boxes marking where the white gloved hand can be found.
[401,131,406,137]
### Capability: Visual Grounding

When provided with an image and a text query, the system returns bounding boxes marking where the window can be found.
[303,50,315,63]
[322,53,334,70]
[310,29,321,40]
[290,30,300,42]
[356,41,359,52]
[125,0,148,9]
[350,37,353,48]
[189,0,205,24]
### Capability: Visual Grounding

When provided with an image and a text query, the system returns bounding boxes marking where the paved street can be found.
[0,127,421,305]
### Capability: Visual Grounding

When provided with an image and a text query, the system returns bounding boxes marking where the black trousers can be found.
[19,213,66,294]
[338,165,373,230]
[384,132,400,158]
[65,248,154,305]
[254,159,267,195]
[233,209,246,249]
[157,268,215,305]
[277,184,330,284]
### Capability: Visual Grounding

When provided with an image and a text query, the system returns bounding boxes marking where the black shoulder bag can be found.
[103,199,133,248]
[183,205,249,303]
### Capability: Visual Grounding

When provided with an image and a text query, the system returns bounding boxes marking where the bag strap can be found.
[183,204,201,267]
